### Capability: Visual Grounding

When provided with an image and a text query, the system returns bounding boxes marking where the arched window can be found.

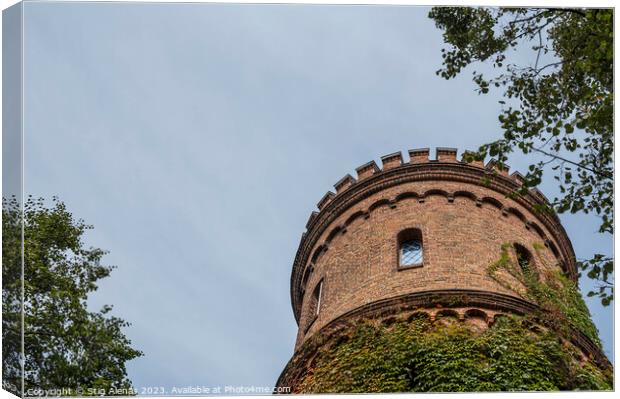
[514,243,533,273]
[398,229,424,268]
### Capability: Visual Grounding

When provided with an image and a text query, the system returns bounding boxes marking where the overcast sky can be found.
[12,1,613,392]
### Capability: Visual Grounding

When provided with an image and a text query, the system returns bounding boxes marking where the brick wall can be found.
[294,177,566,350]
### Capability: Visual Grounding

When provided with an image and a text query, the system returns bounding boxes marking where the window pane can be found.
[401,240,423,266]
[309,281,323,317]
[314,281,322,316]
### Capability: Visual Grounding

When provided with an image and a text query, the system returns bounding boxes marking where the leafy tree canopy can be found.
[428,7,613,305]
[2,196,142,396]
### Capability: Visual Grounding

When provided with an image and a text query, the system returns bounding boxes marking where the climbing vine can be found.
[487,243,601,347]
[296,315,611,393]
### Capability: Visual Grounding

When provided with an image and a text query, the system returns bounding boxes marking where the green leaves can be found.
[488,243,602,348]
[429,7,511,80]
[579,255,614,306]
[429,7,613,306]
[2,196,142,396]
[299,316,612,393]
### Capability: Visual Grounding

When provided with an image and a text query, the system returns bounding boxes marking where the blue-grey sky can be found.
[16,1,613,392]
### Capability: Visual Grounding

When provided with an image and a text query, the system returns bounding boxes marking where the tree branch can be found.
[554,8,587,18]
[534,61,564,76]
[532,146,613,179]
[509,10,547,25]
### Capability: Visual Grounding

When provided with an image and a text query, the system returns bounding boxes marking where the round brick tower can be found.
[277,147,611,392]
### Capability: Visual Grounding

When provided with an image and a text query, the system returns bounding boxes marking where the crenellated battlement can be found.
[355,160,380,180]
[380,152,403,170]
[317,191,335,211]
[436,147,458,162]
[314,147,543,217]
[333,174,356,194]
[485,159,510,176]
[409,148,430,163]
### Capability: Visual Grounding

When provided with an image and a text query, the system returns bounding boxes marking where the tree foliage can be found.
[2,196,142,396]
[428,7,613,305]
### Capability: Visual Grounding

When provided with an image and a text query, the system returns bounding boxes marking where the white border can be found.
[0,1,617,399]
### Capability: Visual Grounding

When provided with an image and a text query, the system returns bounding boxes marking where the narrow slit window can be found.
[514,243,533,273]
[309,280,323,317]
[315,282,322,316]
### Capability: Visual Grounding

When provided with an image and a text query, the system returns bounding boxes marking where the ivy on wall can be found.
[488,243,602,347]
[297,315,612,393]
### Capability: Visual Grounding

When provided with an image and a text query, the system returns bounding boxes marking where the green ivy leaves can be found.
[299,316,612,393]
